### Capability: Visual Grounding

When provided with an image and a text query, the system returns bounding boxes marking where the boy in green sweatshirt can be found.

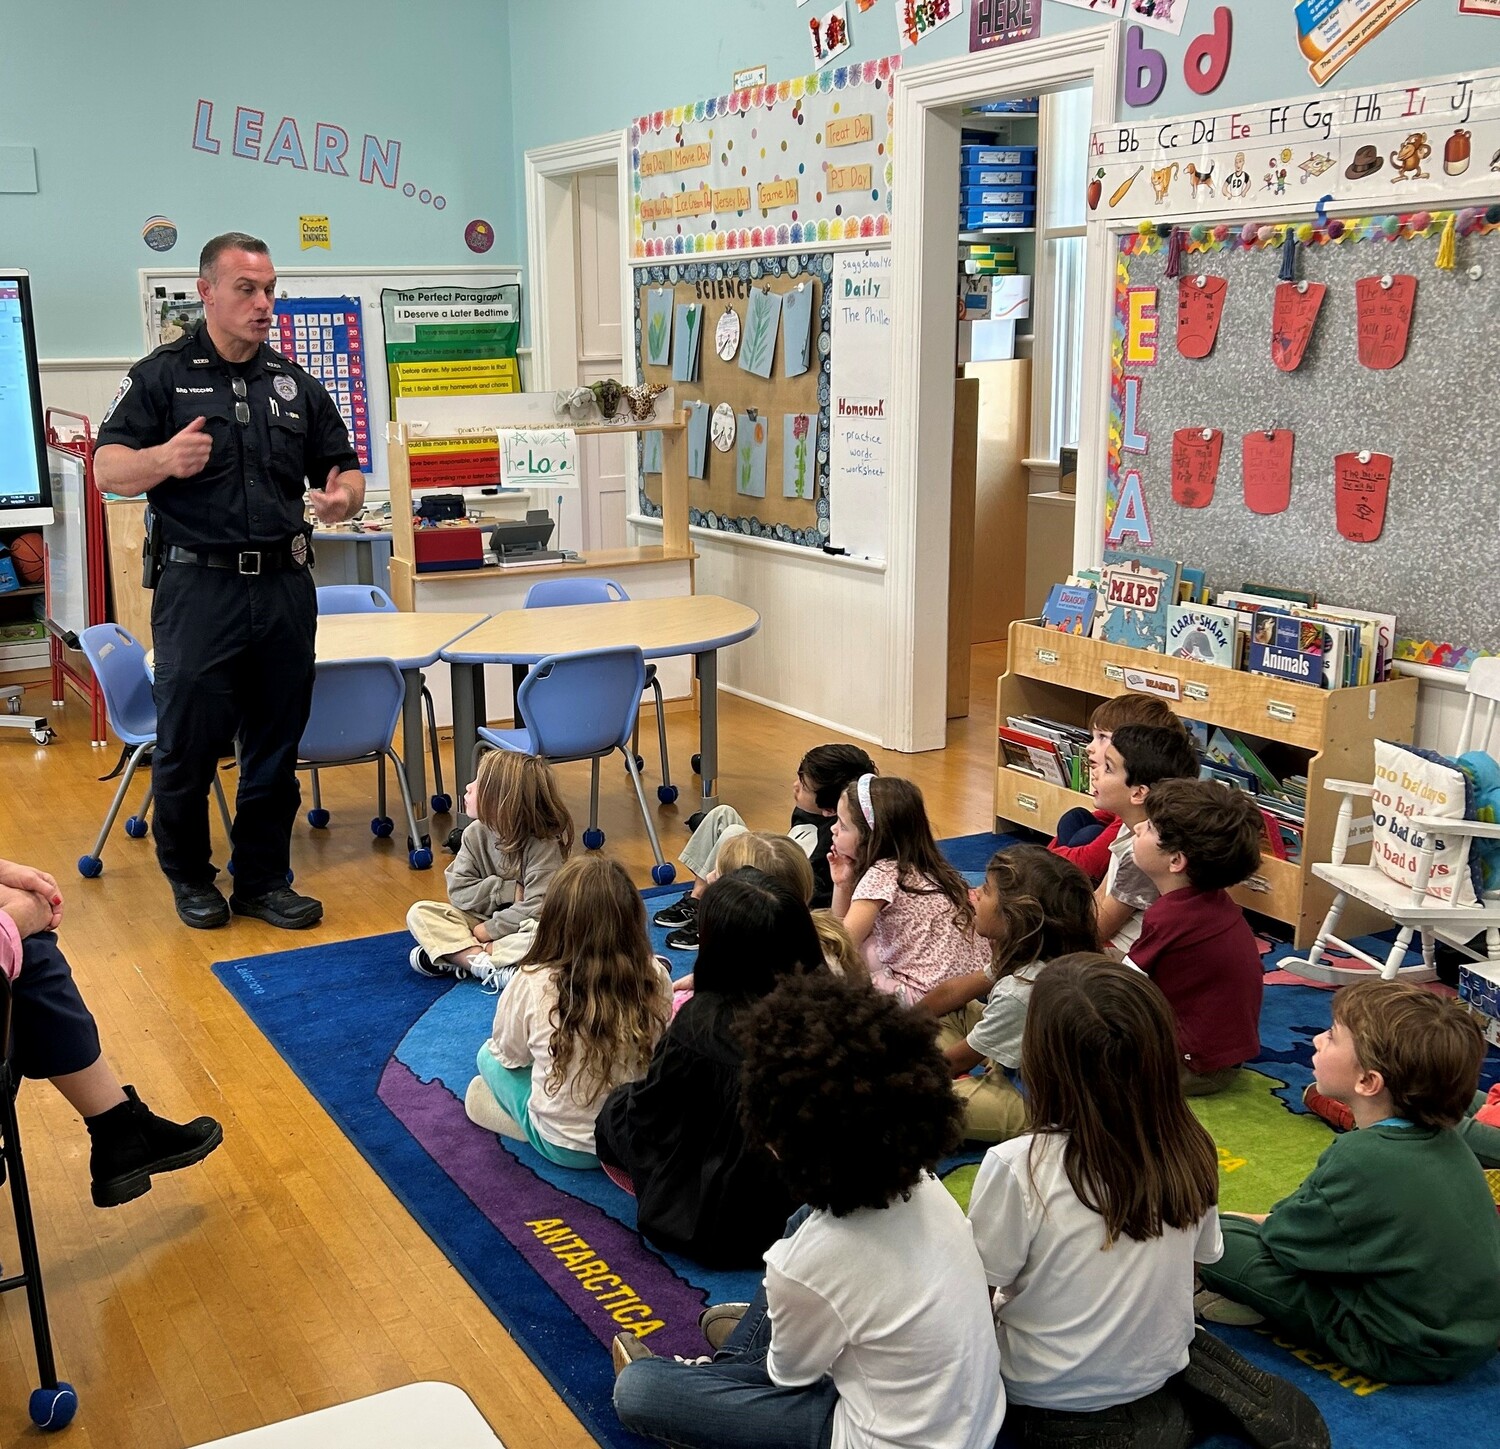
[1198,978,1500,1383]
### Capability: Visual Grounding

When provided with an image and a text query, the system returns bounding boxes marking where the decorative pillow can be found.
[1369,740,1482,907]
[1458,750,1500,896]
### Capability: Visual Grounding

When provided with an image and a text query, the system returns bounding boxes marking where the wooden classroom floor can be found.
[0,642,1005,1448]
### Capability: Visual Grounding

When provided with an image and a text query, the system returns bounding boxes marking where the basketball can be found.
[7,532,44,586]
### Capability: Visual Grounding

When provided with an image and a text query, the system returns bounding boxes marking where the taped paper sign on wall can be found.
[500,428,580,490]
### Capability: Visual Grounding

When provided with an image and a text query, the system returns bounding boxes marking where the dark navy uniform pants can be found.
[150,562,316,898]
[7,933,102,1082]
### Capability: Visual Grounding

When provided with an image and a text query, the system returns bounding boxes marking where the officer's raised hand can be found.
[159,415,214,479]
[308,464,362,524]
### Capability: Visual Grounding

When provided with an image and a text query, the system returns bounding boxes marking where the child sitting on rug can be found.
[828,774,990,1004]
[464,856,670,1168]
[1050,694,1190,883]
[1123,778,1265,1097]
[671,832,864,1001]
[596,868,822,1267]
[1198,978,1500,1384]
[612,970,1005,1449]
[968,954,1327,1449]
[1090,724,1201,955]
[652,744,875,950]
[925,846,1098,1142]
[406,751,572,988]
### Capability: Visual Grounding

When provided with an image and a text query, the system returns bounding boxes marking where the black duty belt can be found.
[164,541,309,575]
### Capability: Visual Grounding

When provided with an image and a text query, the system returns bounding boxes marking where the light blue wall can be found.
[505,0,1500,258]
[0,0,517,358]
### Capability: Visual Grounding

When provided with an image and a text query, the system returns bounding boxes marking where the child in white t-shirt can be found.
[967,953,1328,1449]
[613,971,1005,1449]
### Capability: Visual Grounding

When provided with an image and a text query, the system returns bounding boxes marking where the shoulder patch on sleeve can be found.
[102,375,133,423]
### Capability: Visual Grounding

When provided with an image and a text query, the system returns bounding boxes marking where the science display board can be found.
[1106,217,1500,670]
[629,54,900,259]
[634,252,831,547]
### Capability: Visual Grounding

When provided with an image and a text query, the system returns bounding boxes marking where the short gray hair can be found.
[199,232,269,280]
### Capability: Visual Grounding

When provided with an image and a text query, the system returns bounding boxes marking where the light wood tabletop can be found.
[314,611,489,667]
[443,594,760,664]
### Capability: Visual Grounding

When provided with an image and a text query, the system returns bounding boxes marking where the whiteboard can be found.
[138,265,521,499]
[42,445,89,642]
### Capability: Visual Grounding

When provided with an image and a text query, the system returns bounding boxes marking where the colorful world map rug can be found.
[212,834,1500,1448]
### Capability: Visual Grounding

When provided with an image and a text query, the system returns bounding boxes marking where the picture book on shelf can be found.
[1041,583,1097,636]
[1178,566,1208,606]
[1100,551,1180,653]
[997,725,1067,787]
[1166,603,1240,669]
[1248,614,1327,688]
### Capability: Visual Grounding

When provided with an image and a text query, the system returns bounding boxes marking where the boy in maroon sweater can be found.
[1124,779,1266,1096]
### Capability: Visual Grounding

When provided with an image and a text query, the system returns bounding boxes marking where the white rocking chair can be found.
[1283,658,1500,986]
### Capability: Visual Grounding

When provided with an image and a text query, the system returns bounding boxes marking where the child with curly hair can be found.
[406,751,573,988]
[464,856,670,1168]
[613,971,1005,1449]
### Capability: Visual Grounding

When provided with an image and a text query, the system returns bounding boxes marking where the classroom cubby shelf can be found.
[994,620,1420,949]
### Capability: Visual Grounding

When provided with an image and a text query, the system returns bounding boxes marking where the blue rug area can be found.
[211,831,1500,1449]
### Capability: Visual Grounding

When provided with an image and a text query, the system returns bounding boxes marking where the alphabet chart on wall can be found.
[272,296,372,471]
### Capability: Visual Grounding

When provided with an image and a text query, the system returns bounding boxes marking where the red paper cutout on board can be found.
[1334,451,1392,543]
[1355,275,1416,370]
[1177,275,1228,359]
[1171,428,1223,508]
[1271,281,1326,372]
[1242,430,1295,515]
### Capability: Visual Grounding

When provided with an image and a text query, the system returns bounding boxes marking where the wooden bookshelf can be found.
[994,620,1420,949]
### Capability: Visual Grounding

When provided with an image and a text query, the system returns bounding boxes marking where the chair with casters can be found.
[1283,658,1500,986]
[475,645,675,884]
[75,623,232,879]
[296,657,432,869]
[522,577,677,805]
[0,976,79,1430]
[314,584,451,816]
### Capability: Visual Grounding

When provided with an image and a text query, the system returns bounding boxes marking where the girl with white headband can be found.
[828,774,990,1006]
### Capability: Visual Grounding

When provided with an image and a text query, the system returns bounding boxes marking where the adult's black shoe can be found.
[229,885,324,930]
[1179,1327,1329,1449]
[170,879,230,930]
[88,1085,224,1208]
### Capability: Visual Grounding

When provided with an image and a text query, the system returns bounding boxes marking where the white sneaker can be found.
[468,951,516,993]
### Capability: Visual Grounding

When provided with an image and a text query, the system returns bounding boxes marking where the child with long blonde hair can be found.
[407,751,573,988]
[828,774,988,1003]
[464,856,670,1168]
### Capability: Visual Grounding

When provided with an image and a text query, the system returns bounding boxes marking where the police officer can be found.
[95,233,363,931]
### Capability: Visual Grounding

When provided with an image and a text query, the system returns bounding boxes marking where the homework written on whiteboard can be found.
[828,252,891,563]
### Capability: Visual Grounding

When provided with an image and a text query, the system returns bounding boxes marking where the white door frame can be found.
[885,26,1119,752]
[523,130,633,395]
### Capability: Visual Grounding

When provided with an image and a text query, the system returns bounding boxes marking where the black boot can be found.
[1178,1328,1330,1449]
[86,1085,223,1208]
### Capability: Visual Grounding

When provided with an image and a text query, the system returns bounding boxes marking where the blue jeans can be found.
[474,1049,598,1170]
[614,1207,837,1449]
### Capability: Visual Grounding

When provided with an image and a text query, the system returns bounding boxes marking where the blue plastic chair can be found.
[75,623,232,878]
[314,584,450,816]
[523,577,677,805]
[296,657,432,869]
[476,645,674,884]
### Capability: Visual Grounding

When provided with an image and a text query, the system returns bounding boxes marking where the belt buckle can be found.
[237,551,262,575]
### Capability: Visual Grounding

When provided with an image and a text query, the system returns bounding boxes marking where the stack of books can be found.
[998,715,1093,792]
[1201,728,1306,862]
[1037,551,1396,689]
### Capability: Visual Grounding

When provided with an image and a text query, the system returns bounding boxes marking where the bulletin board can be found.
[1107,216,1500,669]
[629,54,899,259]
[137,265,520,499]
[634,252,833,549]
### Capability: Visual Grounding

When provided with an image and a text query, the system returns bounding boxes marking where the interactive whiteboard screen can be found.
[0,269,54,526]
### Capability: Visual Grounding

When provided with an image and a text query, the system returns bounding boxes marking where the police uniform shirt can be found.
[97,323,359,550]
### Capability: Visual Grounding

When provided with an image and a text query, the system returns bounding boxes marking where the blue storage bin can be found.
[962,206,1036,230]
[961,185,1037,208]
[960,145,1036,168]
[961,165,1036,188]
